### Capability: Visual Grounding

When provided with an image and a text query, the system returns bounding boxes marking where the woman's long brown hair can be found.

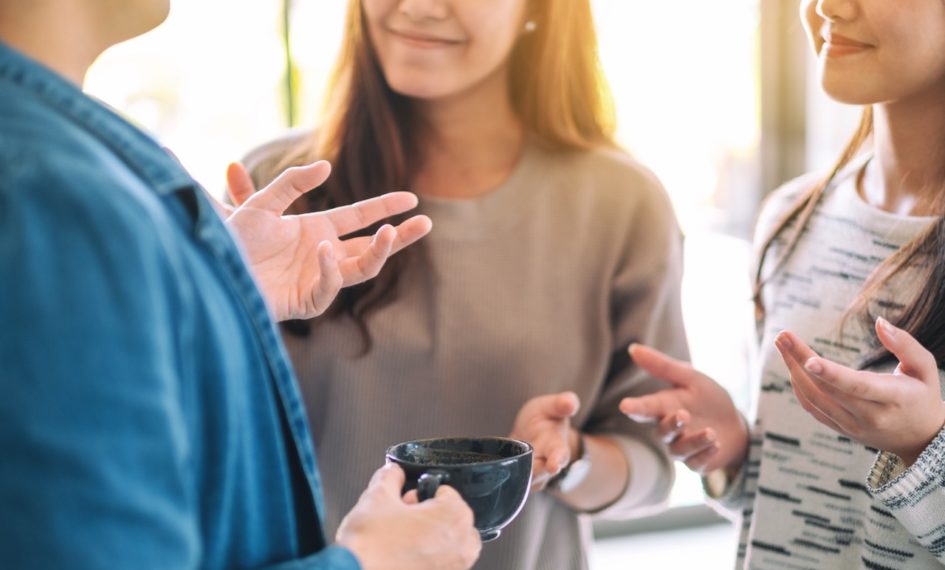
[753,106,945,368]
[279,0,617,348]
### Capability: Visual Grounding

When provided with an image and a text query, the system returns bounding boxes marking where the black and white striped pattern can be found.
[718,161,945,569]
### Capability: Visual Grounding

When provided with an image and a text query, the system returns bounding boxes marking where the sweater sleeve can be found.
[866,371,945,565]
[704,424,760,517]
[582,167,689,519]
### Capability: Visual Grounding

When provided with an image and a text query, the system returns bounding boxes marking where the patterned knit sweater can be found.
[717,158,945,569]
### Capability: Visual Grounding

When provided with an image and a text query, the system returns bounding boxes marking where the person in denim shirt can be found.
[0,1,481,569]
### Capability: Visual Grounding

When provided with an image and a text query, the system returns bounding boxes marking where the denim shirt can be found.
[0,42,359,570]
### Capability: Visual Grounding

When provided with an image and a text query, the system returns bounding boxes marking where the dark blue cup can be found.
[385,436,533,542]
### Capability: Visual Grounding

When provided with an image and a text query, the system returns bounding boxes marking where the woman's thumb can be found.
[554,391,580,418]
[875,317,938,384]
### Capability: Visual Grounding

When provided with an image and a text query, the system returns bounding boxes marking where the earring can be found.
[523,20,538,33]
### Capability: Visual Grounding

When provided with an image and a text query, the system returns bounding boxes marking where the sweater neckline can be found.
[828,154,937,241]
[416,142,542,241]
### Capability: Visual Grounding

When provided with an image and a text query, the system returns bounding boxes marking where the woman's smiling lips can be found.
[387,27,465,49]
[821,31,874,57]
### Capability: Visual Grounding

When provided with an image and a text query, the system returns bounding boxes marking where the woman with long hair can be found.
[235,1,688,567]
[620,0,945,567]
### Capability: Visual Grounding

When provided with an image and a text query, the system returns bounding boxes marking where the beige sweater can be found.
[245,135,689,570]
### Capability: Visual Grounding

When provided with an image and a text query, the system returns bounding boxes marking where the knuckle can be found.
[850,381,869,399]
[359,255,382,277]
[866,411,886,432]
[449,500,475,527]
[845,423,862,440]
[327,270,344,290]
[354,205,369,226]
[920,353,938,376]
[464,542,481,567]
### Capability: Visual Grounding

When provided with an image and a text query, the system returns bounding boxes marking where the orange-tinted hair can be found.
[281,0,617,346]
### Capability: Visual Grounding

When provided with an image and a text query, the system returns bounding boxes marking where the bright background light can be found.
[86,0,763,512]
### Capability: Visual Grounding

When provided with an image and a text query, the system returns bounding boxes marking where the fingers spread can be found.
[389,215,433,254]
[311,241,342,316]
[337,225,395,286]
[552,392,580,418]
[336,215,432,259]
[629,343,697,388]
[226,162,256,207]
[659,409,688,443]
[669,428,717,461]
[620,393,677,423]
[683,441,720,474]
[326,192,420,237]
[248,161,332,214]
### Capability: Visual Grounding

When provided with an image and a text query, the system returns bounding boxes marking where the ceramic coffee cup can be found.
[385,436,533,542]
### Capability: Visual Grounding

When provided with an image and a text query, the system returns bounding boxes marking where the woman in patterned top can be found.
[620,0,945,567]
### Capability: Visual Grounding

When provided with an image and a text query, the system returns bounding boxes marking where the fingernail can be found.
[877,316,896,338]
[776,333,793,350]
[804,358,823,375]
[626,414,654,423]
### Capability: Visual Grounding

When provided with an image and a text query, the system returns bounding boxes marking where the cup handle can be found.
[417,470,449,502]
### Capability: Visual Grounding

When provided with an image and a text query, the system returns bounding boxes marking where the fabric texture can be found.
[715,157,945,568]
[245,132,689,570]
[0,42,358,570]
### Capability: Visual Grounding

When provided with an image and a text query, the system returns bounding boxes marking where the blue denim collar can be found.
[0,41,195,197]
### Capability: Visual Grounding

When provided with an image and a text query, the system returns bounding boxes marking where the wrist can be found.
[549,430,591,493]
[335,537,366,569]
[894,407,945,467]
[568,427,582,463]
[725,415,751,473]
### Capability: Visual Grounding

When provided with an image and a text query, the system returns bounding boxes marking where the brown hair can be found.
[280,0,617,348]
[753,106,945,368]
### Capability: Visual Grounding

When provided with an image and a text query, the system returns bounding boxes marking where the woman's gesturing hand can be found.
[509,392,580,491]
[224,161,432,321]
[619,344,748,474]
[776,318,945,467]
